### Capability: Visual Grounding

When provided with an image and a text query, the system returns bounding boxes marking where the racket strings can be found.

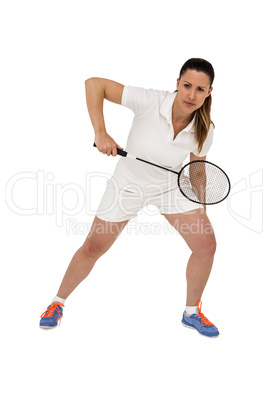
[178,161,230,205]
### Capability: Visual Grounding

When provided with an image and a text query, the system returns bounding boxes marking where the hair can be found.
[178,58,215,154]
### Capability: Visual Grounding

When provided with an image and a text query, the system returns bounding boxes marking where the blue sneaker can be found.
[40,301,64,329]
[181,300,219,337]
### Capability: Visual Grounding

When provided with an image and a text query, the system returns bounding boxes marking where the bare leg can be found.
[162,209,216,306]
[56,216,129,300]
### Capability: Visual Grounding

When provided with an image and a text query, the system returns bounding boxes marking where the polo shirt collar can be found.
[160,91,196,133]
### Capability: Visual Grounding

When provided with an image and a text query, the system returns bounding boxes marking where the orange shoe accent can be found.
[40,302,65,326]
[195,300,214,327]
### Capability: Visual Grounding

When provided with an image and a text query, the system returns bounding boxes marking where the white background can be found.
[1,0,267,401]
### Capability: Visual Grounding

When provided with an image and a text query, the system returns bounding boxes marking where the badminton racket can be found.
[93,143,230,205]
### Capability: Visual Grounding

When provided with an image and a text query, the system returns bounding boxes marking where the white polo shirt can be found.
[110,86,214,196]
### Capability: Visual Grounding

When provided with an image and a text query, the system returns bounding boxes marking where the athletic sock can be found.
[185,305,198,316]
[52,296,66,306]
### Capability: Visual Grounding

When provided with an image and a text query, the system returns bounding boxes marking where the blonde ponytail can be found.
[195,94,215,154]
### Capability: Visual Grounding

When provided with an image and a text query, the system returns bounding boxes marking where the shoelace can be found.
[194,300,214,327]
[40,302,64,326]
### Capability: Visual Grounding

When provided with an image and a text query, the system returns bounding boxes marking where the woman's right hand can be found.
[94,133,124,156]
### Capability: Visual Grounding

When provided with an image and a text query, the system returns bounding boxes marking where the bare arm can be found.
[84,77,124,156]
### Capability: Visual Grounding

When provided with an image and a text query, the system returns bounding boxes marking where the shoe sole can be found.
[40,326,58,329]
[39,318,61,329]
[181,321,220,338]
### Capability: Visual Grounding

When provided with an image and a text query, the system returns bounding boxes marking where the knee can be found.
[206,236,217,257]
[80,241,107,259]
[194,235,217,259]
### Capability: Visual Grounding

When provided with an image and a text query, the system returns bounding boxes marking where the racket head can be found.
[177,160,231,205]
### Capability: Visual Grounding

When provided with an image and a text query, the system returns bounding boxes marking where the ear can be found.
[176,78,180,90]
[206,86,213,97]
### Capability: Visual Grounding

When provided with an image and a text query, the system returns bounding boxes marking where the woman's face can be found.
[176,69,213,113]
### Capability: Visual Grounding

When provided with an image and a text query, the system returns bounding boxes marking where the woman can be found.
[40,58,219,338]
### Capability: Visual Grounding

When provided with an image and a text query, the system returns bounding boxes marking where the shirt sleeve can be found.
[121,86,157,117]
[192,123,214,157]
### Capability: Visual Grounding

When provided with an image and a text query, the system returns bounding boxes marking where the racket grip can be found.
[93,143,127,157]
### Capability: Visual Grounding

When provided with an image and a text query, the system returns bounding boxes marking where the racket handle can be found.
[93,143,127,157]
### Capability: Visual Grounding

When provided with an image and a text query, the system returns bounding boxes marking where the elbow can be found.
[85,77,101,87]
[85,77,94,87]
